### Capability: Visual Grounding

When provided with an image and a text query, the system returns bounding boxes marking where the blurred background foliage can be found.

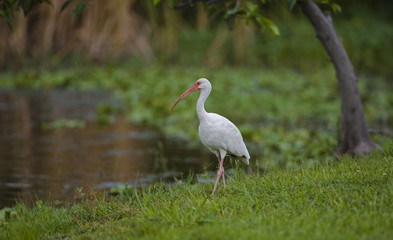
[0,0,392,76]
[0,0,392,165]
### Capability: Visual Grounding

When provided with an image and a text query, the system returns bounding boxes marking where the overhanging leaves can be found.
[18,0,33,15]
[0,0,53,28]
[1,10,13,29]
[246,1,258,14]
[331,3,341,13]
[60,0,73,13]
[256,15,280,35]
[72,2,85,15]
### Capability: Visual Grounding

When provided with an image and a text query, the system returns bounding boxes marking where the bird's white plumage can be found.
[199,113,250,164]
[169,78,250,194]
[195,78,250,165]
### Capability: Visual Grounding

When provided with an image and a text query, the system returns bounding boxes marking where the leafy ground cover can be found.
[1,146,392,239]
[0,64,391,167]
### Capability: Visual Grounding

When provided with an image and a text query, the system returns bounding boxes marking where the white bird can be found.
[169,78,250,195]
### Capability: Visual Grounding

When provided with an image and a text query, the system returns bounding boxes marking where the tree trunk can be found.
[299,1,379,156]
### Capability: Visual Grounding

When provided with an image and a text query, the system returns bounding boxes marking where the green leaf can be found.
[61,0,73,13]
[1,9,13,29]
[331,3,341,13]
[287,0,297,12]
[18,0,33,15]
[153,0,161,5]
[266,21,280,36]
[246,1,259,14]
[256,16,280,35]
[72,2,85,15]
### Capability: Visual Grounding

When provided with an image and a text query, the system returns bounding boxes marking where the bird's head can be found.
[169,78,211,115]
[195,78,211,90]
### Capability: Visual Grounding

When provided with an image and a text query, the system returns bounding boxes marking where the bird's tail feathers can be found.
[241,156,250,165]
[227,153,250,165]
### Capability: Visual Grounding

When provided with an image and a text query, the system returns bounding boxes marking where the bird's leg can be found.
[212,168,221,195]
[212,156,224,195]
[217,156,226,185]
[220,158,226,188]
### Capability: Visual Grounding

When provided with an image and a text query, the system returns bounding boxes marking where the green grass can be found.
[1,146,393,239]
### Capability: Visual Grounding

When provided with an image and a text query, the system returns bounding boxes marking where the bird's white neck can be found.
[196,87,210,121]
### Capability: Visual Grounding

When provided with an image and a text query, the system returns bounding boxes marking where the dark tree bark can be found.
[300,1,379,156]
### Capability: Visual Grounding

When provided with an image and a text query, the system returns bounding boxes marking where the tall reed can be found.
[0,0,153,67]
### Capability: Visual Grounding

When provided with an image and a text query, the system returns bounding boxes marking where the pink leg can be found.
[212,156,225,195]
[211,168,221,195]
[220,158,226,188]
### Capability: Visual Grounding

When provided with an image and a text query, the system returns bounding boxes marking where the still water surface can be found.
[0,90,213,208]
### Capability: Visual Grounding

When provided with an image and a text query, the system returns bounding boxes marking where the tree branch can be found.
[225,0,241,29]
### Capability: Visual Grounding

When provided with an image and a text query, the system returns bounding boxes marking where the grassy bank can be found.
[1,146,393,239]
[1,64,392,238]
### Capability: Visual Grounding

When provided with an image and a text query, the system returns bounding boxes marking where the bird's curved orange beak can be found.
[169,83,200,115]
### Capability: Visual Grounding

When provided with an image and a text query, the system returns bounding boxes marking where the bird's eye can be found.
[197,82,201,85]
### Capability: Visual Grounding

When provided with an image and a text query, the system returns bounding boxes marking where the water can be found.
[0,90,213,208]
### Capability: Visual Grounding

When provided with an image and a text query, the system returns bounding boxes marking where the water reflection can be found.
[0,90,211,208]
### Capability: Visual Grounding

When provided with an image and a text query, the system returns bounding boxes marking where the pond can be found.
[0,90,216,208]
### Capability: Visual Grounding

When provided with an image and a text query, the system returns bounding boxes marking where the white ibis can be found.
[169,78,250,195]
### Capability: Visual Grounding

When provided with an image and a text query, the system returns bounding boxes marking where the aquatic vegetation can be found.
[0,64,392,166]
